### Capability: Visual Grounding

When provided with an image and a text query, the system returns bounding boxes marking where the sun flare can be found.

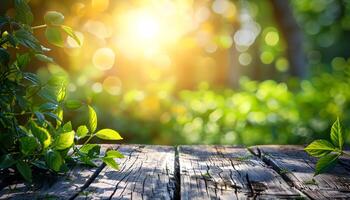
[133,13,160,40]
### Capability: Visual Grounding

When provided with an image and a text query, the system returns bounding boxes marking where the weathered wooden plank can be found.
[75,145,176,200]
[251,145,350,199]
[0,145,113,200]
[178,145,304,199]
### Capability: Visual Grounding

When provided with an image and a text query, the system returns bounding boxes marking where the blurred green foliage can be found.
[57,62,350,145]
[3,0,349,146]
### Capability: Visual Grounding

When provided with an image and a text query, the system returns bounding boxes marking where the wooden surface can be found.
[250,145,350,199]
[1,145,350,200]
[179,146,302,199]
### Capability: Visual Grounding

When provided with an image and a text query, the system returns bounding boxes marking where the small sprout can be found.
[236,155,253,161]
[303,179,318,185]
[279,168,290,174]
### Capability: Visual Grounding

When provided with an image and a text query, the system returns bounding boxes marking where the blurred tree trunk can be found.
[269,0,308,78]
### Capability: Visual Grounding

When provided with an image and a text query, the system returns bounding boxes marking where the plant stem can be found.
[82,135,94,147]
[32,24,47,30]
[70,134,95,157]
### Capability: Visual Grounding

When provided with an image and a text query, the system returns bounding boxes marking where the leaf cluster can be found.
[305,118,349,176]
[0,0,123,182]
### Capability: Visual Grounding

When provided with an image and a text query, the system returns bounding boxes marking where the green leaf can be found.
[76,125,89,138]
[55,131,74,150]
[14,0,33,25]
[95,129,123,141]
[16,161,32,182]
[56,85,66,102]
[30,122,52,148]
[14,29,42,51]
[65,99,82,110]
[61,25,81,46]
[315,153,340,176]
[38,87,57,103]
[79,155,97,167]
[35,54,54,63]
[19,136,39,155]
[56,107,64,126]
[39,102,58,111]
[102,157,120,170]
[17,53,31,68]
[44,112,62,123]
[48,75,68,86]
[34,111,45,123]
[105,150,124,158]
[23,72,40,85]
[80,144,100,158]
[304,139,335,157]
[62,121,72,132]
[32,160,48,170]
[45,150,63,172]
[330,118,344,149]
[0,154,16,169]
[45,27,64,47]
[88,105,97,133]
[44,11,64,26]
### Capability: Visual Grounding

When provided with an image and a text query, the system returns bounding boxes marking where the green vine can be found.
[0,0,123,182]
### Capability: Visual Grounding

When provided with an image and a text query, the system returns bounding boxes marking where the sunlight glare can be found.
[135,16,159,39]
[133,14,160,40]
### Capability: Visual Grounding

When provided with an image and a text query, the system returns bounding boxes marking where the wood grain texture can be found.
[178,145,303,199]
[0,145,113,200]
[251,145,350,199]
[2,145,350,200]
[75,145,176,200]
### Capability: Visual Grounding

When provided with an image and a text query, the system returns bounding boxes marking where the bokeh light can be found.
[265,31,279,46]
[92,48,116,70]
[103,76,122,95]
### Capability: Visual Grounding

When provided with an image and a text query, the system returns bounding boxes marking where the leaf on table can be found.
[79,144,100,158]
[330,118,344,149]
[105,150,124,158]
[315,153,340,176]
[304,139,335,157]
[102,157,120,170]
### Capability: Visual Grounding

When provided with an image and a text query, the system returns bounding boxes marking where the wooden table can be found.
[1,145,350,199]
